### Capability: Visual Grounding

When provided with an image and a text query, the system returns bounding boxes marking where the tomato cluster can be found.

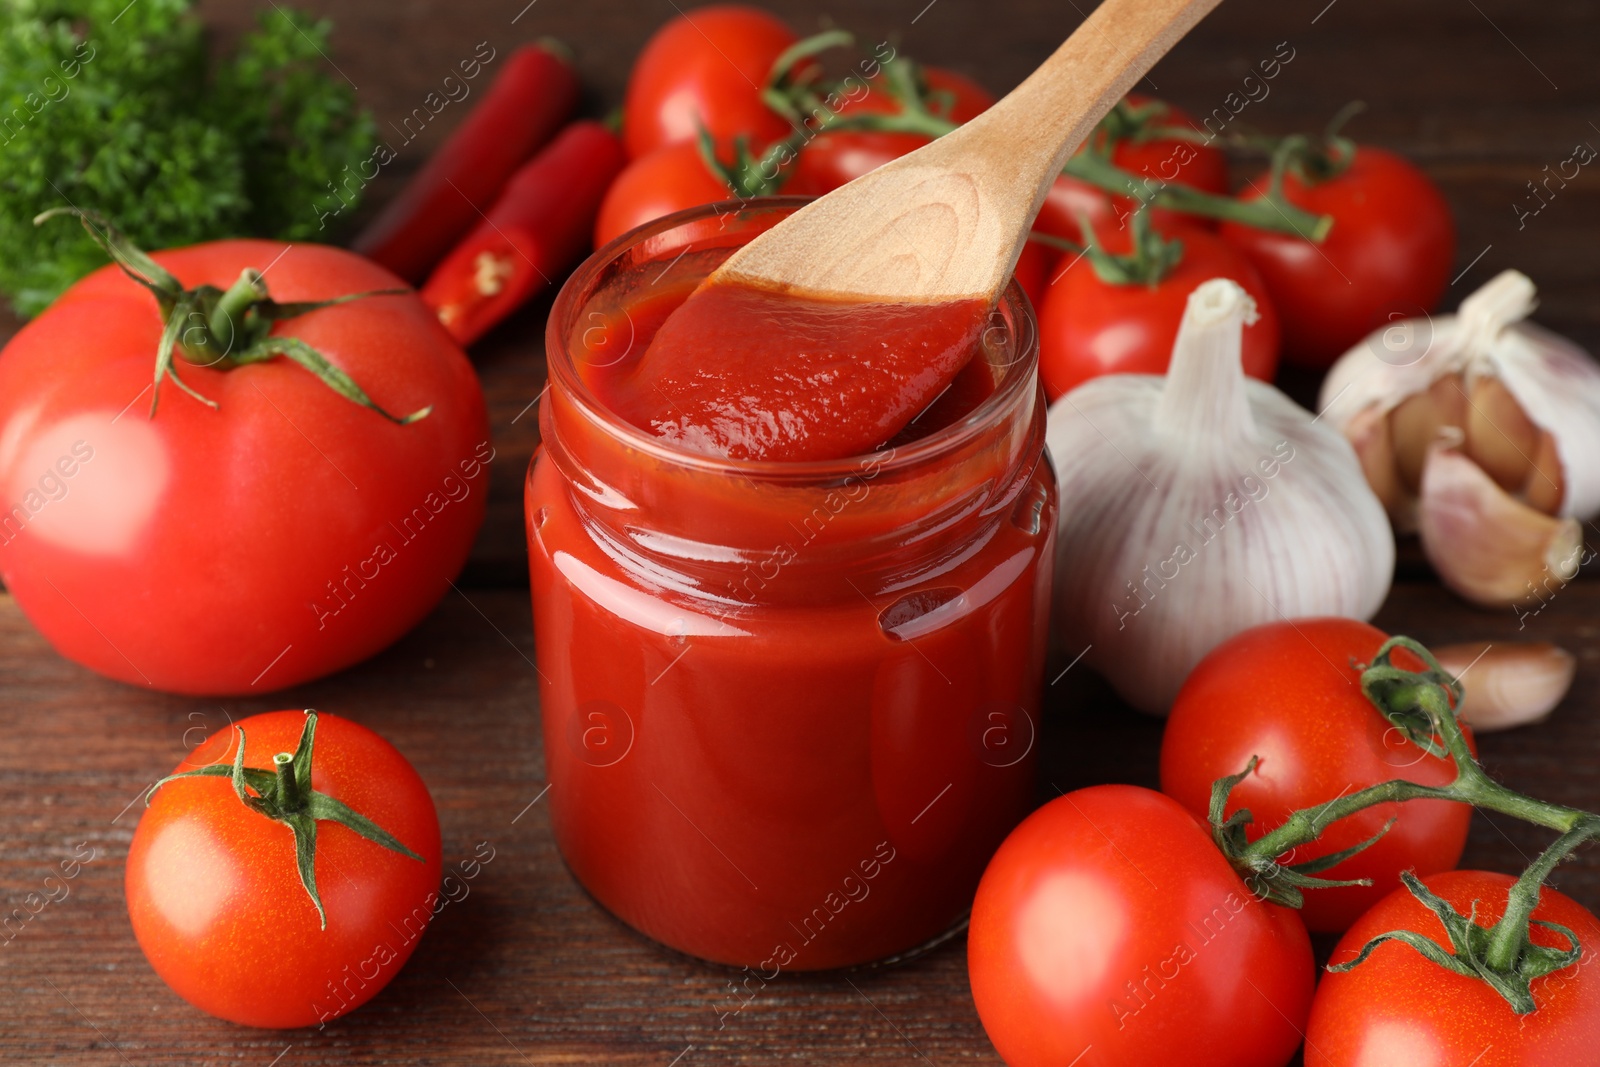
[596,5,1457,401]
[969,618,1600,1067]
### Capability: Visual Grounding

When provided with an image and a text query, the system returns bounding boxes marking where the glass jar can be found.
[526,199,1057,970]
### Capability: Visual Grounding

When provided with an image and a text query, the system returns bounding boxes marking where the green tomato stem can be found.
[1483,819,1600,973]
[273,751,303,811]
[1224,635,1599,1010]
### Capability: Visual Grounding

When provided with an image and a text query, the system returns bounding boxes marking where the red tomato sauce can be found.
[594,278,992,461]
[526,204,1055,969]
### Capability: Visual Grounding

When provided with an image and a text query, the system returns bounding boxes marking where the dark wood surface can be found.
[3,0,1599,1063]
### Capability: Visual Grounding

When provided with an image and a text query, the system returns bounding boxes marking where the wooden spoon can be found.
[620,0,1223,461]
[718,0,1223,303]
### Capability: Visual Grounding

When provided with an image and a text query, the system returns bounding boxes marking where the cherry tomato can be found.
[594,141,740,248]
[0,240,490,695]
[968,785,1314,1067]
[1034,95,1230,245]
[787,67,996,195]
[127,710,443,1028]
[1306,870,1600,1066]
[1037,225,1280,402]
[622,4,798,160]
[1161,619,1475,933]
[1219,145,1455,368]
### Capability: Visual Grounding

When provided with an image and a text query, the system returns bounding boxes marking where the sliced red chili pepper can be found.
[354,41,580,283]
[421,121,627,347]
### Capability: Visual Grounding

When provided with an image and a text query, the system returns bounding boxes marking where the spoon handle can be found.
[966,0,1224,209]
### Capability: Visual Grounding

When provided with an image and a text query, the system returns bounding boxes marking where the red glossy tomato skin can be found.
[1219,145,1455,368]
[622,4,798,160]
[126,711,443,1029]
[0,242,490,695]
[594,141,738,248]
[1306,870,1600,1067]
[786,67,995,195]
[1037,226,1279,402]
[1034,95,1230,245]
[1161,619,1475,934]
[968,785,1314,1067]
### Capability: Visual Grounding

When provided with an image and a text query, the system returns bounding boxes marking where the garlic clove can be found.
[1345,402,1416,532]
[1464,374,1540,493]
[1417,430,1584,607]
[1390,374,1468,494]
[1486,316,1600,519]
[1431,641,1576,732]
[1522,430,1566,514]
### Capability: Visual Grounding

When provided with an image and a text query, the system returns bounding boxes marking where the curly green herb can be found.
[0,0,376,316]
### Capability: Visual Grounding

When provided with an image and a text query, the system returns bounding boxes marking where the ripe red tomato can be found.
[1219,145,1455,368]
[0,240,490,695]
[1306,870,1600,1066]
[1034,95,1230,245]
[127,710,443,1028]
[1037,225,1279,402]
[594,141,742,247]
[622,4,798,160]
[1161,619,1475,933]
[968,785,1314,1067]
[787,67,996,195]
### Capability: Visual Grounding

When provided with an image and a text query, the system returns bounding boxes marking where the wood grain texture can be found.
[1,0,1599,1063]
[717,0,1221,301]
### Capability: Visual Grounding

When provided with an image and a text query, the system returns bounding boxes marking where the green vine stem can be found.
[748,35,1333,240]
[1217,636,1599,1014]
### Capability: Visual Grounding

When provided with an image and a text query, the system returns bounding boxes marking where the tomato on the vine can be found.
[1220,144,1455,368]
[622,4,798,160]
[1034,94,1230,245]
[0,229,490,695]
[968,785,1314,1067]
[1037,224,1279,402]
[1161,618,1474,933]
[786,66,995,195]
[595,141,741,247]
[1306,870,1600,1066]
[127,710,443,1029]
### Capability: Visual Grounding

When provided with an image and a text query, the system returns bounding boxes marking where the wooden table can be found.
[3,0,1598,1063]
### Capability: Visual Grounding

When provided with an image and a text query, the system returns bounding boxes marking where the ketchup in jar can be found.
[526,200,1056,968]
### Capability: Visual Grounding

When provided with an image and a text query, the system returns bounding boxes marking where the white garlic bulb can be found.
[1318,270,1600,607]
[1046,278,1394,715]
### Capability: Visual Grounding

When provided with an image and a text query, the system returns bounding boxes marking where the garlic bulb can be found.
[1318,270,1600,606]
[1046,278,1394,715]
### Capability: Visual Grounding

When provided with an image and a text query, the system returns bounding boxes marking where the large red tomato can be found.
[0,239,490,694]
[127,710,443,1028]
[1219,145,1455,368]
[968,785,1314,1067]
[1034,94,1231,245]
[1161,619,1475,933]
[622,5,798,159]
[1306,870,1600,1066]
[1038,225,1279,401]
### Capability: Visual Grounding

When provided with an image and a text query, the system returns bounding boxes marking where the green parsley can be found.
[0,0,376,316]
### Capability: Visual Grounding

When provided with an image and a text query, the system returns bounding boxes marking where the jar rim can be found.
[544,196,1041,482]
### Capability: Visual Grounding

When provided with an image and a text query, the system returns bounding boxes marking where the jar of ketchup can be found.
[526,200,1057,969]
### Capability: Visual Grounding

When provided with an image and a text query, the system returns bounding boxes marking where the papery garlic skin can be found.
[1047,279,1394,715]
[1319,270,1600,522]
[1318,270,1600,607]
